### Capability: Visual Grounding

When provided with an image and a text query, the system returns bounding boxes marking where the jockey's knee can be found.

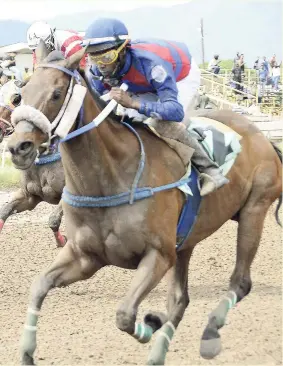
[146,118,186,139]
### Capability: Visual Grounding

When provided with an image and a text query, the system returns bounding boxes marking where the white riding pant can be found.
[116,57,201,121]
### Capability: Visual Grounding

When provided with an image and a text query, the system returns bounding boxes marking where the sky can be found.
[1,0,192,21]
[1,0,279,22]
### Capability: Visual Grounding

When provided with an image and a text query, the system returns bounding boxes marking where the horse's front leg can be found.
[116,248,172,345]
[20,239,103,365]
[48,200,66,247]
[147,247,194,365]
[0,189,41,234]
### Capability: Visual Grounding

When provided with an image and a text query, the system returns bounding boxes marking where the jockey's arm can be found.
[136,62,185,122]
[88,67,108,95]
[90,63,184,122]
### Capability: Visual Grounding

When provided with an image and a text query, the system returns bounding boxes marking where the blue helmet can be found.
[83,18,129,53]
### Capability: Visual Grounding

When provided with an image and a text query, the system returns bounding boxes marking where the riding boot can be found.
[146,119,229,196]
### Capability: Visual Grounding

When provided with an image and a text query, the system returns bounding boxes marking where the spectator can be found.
[233,51,240,67]
[262,56,269,74]
[270,54,277,68]
[253,56,260,70]
[239,54,245,73]
[231,62,242,92]
[272,64,281,91]
[259,63,268,81]
[258,62,268,94]
[208,54,221,74]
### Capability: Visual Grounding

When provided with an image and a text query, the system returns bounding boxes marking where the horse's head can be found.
[8,40,85,169]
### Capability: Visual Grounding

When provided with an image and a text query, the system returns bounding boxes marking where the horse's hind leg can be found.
[48,200,66,247]
[116,248,171,345]
[200,190,273,359]
[147,247,193,365]
[0,189,40,234]
[20,240,103,365]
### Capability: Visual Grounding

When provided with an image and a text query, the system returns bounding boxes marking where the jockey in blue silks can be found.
[83,18,229,196]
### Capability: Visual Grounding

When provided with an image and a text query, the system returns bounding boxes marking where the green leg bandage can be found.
[20,308,40,358]
[147,321,176,365]
[133,322,153,343]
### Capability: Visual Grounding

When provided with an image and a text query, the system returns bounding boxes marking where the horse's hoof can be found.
[147,354,165,365]
[21,353,35,365]
[200,337,222,359]
[144,311,168,333]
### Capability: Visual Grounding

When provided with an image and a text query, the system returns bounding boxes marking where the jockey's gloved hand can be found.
[109,87,140,110]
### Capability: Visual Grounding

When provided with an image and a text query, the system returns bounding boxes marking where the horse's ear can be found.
[35,39,50,64]
[65,47,86,70]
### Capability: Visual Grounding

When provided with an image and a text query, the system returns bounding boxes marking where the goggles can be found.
[89,39,129,65]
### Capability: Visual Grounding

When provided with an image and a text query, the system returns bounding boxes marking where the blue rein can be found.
[35,151,61,166]
[37,63,190,207]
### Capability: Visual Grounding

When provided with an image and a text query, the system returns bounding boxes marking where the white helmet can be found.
[27,21,55,50]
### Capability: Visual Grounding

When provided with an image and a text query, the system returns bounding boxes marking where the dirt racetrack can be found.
[0,190,282,365]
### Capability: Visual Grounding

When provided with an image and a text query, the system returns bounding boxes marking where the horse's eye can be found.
[52,89,61,101]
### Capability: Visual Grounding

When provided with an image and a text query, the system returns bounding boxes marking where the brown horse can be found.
[8,43,282,365]
[0,94,66,247]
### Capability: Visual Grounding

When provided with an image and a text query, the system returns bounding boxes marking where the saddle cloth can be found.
[176,116,242,250]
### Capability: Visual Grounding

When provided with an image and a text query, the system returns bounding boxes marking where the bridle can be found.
[30,63,128,143]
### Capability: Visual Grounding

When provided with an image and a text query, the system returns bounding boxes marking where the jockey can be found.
[26,21,86,69]
[83,18,229,196]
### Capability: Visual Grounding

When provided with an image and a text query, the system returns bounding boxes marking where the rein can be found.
[36,64,84,135]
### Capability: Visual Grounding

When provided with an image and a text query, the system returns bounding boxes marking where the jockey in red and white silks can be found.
[27,21,86,69]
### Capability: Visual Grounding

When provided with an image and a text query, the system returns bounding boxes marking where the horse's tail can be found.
[271,142,282,227]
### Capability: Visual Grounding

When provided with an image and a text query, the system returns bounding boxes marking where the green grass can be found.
[0,156,21,189]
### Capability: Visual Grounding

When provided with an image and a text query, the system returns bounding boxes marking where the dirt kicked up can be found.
[0,190,281,365]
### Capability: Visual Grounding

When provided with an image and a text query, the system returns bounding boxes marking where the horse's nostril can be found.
[8,141,34,156]
[18,141,34,155]
[8,146,16,155]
